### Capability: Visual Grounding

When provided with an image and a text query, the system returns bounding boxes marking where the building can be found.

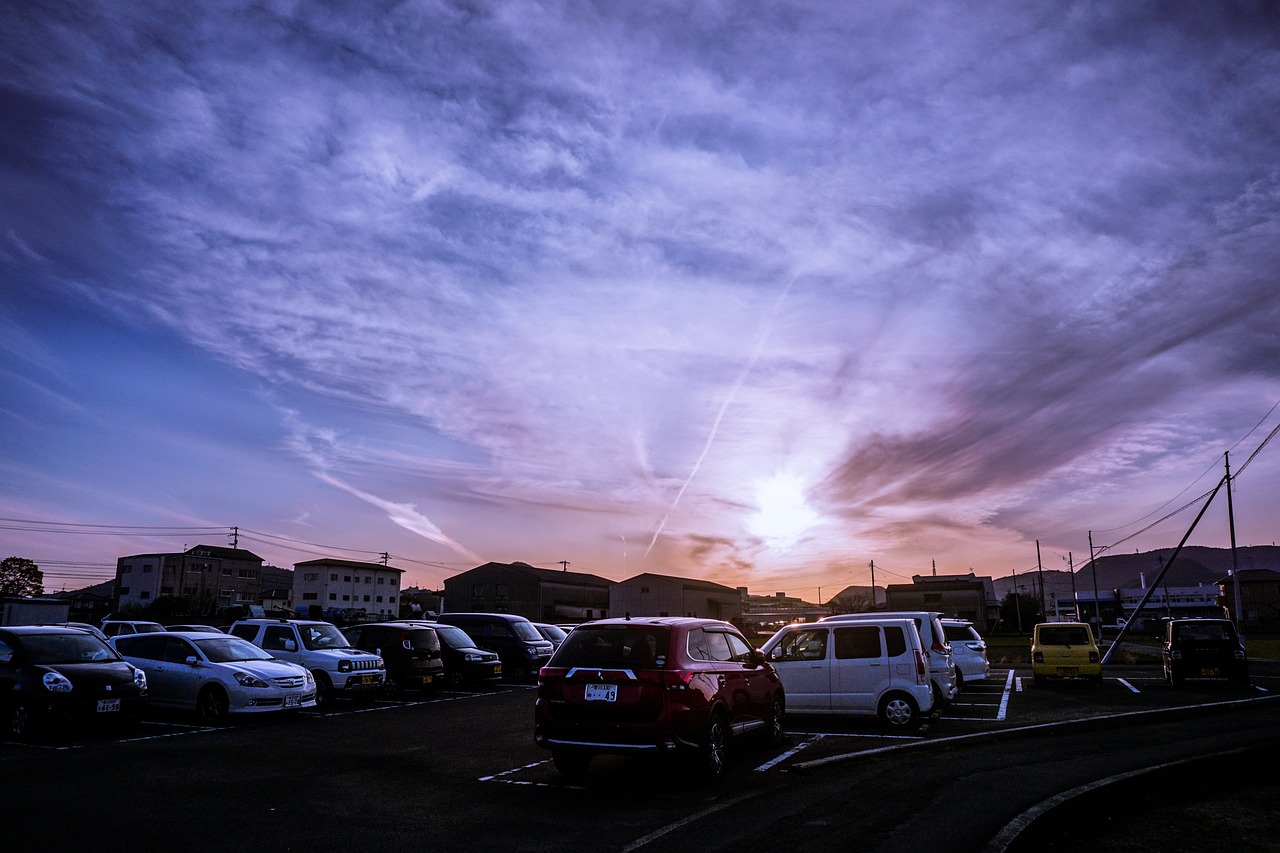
[611,573,741,622]
[442,561,613,622]
[826,584,886,613]
[1072,583,1223,633]
[115,545,264,613]
[1219,568,1280,631]
[293,558,405,621]
[738,589,828,634]
[886,573,1000,630]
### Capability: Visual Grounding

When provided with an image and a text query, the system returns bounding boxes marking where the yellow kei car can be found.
[1031,622,1103,684]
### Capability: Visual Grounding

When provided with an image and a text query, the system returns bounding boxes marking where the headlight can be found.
[234,672,270,688]
[132,667,148,690]
[42,671,74,693]
[303,670,315,685]
[464,653,483,662]
[338,660,352,673]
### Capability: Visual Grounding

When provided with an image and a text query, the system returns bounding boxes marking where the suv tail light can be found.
[1033,651,1044,663]
[914,649,927,684]
[637,670,694,691]
[1088,651,1100,663]
[931,640,947,653]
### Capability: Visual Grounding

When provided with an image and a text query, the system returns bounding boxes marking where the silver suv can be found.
[229,619,385,705]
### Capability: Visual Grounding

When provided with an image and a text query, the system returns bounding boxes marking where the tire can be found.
[7,699,35,741]
[446,670,464,690]
[552,748,592,779]
[382,675,403,698]
[879,692,919,729]
[313,671,334,707]
[699,713,729,781]
[197,685,231,725]
[954,669,965,691]
[764,695,786,747]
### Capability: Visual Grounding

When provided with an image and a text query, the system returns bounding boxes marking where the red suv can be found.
[534,617,785,780]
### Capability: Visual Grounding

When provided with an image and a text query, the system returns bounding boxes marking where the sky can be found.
[2,1,1279,600]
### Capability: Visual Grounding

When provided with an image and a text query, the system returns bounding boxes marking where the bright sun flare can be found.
[747,473,820,548]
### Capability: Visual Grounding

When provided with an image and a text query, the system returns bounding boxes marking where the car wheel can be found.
[764,695,786,747]
[879,692,919,728]
[446,669,465,690]
[954,670,965,691]
[382,675,402,698]
[197,685,231,725]
[699,713,729,781]
[314,671,334,706]
[551,748,592,779]
[7,699,35,741]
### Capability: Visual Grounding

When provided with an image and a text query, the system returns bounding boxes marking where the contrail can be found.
[642,278,796,561]
[314,471,481,561]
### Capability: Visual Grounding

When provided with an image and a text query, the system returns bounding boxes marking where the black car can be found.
[391,620,503,688]
[0,626,149,740]
[435,613,554,681]
[1162,618,1249,686]
[343,623,445,695]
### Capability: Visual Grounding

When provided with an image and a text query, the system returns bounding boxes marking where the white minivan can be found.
[819,610,958,705]
[761,617,934,728]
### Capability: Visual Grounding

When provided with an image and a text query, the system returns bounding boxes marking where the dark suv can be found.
[343,623,444,695]
[435,613,553,681]
[534,617,785,780]
[1162,617,1249,686]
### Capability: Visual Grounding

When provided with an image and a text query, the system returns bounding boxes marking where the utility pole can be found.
[559,560,570,572]
[1068,552,1079,621]
[1035,540,1046,621]
[869,560,877,610]
[1011,564,1022,633]
[380,552,389,566]
[1089,531,1101,634]
[229,526,239,548]
[1226,452,1244,645]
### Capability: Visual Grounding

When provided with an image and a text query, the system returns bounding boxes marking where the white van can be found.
[761,617,934,728]
[820,610,958,705]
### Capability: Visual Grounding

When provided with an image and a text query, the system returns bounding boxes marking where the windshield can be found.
[21,633,120,664]
[299,624,352,651]
[430,624,476,649]
[512,621,543,642]
[538,625,568,643]
[195,636,276,663]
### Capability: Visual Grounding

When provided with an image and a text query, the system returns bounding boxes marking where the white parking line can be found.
[996,668,1015,720]
[754,734,825,771]
[1117,678,1140,693]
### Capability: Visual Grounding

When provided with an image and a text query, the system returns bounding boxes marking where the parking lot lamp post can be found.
[1088,532,1101,635]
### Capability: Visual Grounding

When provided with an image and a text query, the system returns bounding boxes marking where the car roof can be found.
[1,625,92,636]
[570,617,732,629]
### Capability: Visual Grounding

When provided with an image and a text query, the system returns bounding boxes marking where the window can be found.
[689,629,734,662]
[472,584,484,597]
[139,591,151,600]
[262,627,294,652]
[376,596,383,603]
[122,565,132,573]
[885,626,907,657]
[495,584,509,599]
[305,573,319,582]
[302,592,318,601]
[222,567,232,576]
[389,596,396,604]
[364,576,372,584]
[329,593,337,601]
[342,595,350,602]
[160,586,174,595]
[834,626,881,660]
[363,595,370,602]
[142,564,152,573]
[377,577,385,585]
[343,576,351,583]
[218,589,232,599]
[238,569,257,578]
[640,586,650,593]
[390,578,398,587]
[119,587,130,595]
[331,574,338,581]
[770,629,828,662]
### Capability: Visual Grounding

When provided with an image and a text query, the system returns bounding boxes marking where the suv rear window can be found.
[552,626,671,668]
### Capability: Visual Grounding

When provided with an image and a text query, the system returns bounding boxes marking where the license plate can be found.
[284,694,301,708]
[357,675,377,686]
[1057,667,1078,677]
[584,683,616,702]
[493,664,502,676]
[1200,667,1220,677]
[96,698,120,713]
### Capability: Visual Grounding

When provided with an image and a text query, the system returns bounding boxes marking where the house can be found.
[611,573,741,622]
[442,561,613,622]
[293,558,405,621]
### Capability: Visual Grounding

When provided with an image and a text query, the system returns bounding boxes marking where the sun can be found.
[747,473,820,548]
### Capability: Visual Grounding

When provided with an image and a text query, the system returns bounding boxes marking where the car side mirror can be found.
[284,640,297,652]
[185,655,199,667]
[748,649,767,667]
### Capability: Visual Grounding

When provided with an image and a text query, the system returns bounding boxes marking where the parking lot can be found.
[3,662,1276,853]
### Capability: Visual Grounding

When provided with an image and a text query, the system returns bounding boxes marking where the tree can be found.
[0,557,44,597]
